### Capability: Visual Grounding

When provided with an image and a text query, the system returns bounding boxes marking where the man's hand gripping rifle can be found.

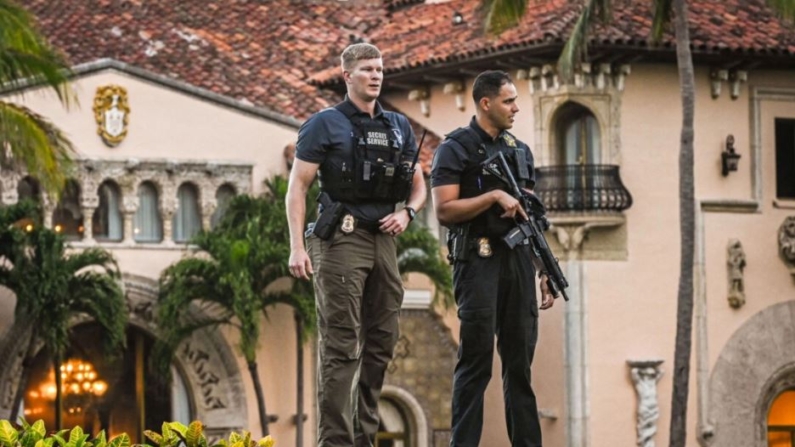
[481,151,570,301]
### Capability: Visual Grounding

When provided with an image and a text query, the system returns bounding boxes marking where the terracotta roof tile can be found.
[312,0,795,84]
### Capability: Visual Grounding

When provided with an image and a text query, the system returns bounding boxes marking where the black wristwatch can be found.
[404,206,417,222]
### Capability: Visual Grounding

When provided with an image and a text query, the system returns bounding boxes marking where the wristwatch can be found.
[404,206,417,222]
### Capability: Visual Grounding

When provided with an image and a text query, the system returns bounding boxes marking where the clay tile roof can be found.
[24,0,387,121]
[311,0,795,85]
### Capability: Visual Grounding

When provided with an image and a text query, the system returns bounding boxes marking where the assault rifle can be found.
[481,151,570,301]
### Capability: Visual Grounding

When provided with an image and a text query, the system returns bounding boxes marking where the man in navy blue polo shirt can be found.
[286,43,426,447]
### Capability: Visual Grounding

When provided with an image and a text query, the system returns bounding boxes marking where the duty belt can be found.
[339,214,382,234]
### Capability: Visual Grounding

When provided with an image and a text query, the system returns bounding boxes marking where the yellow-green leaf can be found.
[256,437,274,447]
[31,421,45,439]
[185,422,203,447]
[144,431,163,447]
[0,420,19,447]
[167,422,188,438]
[106,433,130,447]
[92,431,106,447]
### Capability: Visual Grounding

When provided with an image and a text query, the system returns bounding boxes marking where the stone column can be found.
[122,194,137,245]
[627,360,664,447]
[82,206,96,243]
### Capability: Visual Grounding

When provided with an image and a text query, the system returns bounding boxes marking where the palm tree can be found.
[0,0,77,195]
[154,192,292,437]
[483,0,795,445]
[0,202,127,428]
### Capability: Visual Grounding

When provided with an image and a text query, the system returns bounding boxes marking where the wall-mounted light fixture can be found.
[721,134,741,176]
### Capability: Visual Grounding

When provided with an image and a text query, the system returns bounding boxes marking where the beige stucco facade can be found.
[386,62,795,447]
[1,56,795,447]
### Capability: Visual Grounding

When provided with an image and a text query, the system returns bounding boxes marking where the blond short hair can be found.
[340,43,382,72]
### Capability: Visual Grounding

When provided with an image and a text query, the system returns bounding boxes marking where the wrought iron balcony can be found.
[534,164,633,212]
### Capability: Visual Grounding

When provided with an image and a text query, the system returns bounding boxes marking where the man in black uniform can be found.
[431,70,554,447]
[286,43,426,447]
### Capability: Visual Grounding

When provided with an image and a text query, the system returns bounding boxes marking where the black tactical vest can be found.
[446,126,531,237]
[320,101,412,204]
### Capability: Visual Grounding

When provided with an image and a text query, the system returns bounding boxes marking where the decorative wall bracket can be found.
[710,69,748,100]
[520,63,631,94]
[443,81,466,111]
[408,87,431,117]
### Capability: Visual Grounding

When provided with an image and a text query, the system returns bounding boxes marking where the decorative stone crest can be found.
[93,85,130,147]
[628,360,664,447]
[778,216,795,276]
[726,239,747,308]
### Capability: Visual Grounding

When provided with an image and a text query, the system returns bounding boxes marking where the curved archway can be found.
[380,385,429,447]
[708,300,795,446]
[0,274,248,439]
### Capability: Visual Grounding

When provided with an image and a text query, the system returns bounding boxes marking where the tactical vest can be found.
[446,126,531,237]
[319,101,413,204]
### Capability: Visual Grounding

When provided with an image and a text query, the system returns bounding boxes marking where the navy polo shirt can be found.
[296,98,418,222]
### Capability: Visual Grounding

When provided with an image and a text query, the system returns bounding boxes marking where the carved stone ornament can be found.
[778,216,795,275]
[726,239,747,308]
[628,360,664,447]
[93,85,130,147]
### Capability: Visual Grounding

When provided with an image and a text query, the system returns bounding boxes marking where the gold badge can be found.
[93,85,130,147]
[340,214,355,234]
[477,237,493,258]
[503,134,517,148]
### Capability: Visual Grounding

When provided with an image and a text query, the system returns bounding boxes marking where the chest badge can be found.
[477,237,493,258]
[503,134,517,148]
[341,214,355,234]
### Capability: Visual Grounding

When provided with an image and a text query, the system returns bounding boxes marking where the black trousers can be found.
[450,242,542,447]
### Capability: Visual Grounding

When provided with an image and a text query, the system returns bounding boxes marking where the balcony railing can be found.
[534,164,633,212]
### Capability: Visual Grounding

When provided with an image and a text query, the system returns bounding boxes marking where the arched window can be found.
[768,389,795,446]
[134,182,162,243]
[555,102,601,166]
[210,184,236,229]
[93,181,123,242]
[173,183,201,243]
[52,180,83,240]
[17,176,41,203]
[22,324,192,441]
[377,398,409,447]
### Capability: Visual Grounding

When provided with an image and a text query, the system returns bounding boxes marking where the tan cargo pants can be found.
[307,227,404,447]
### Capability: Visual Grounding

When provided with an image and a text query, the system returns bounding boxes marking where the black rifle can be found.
[481,151,570,301]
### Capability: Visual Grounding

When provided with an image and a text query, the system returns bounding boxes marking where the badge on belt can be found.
[340,214,355,234]
[477,237,493,258]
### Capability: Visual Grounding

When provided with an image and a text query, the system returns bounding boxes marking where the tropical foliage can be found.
[0,0,77,195]
[483,0,795,445]
[0,419,274,447]
[0,201,127,429]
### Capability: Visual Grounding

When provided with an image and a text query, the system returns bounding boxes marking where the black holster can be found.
[311,192,344,240]
[446,224,471,264]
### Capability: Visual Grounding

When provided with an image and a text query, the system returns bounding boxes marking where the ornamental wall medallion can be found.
[93,85,130,147]
[778,216,795,276]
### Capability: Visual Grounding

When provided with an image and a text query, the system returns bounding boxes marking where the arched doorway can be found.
[22,324,192,440]
[708,300,795,446]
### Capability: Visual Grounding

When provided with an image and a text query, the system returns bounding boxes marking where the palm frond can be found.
[0,0,74,104]
[0,101,74,195]
[68,271,126,354]
[558,0,599,83]
[63,247,119,277]
[650,0,673,42]
[484,0,529,35]
[396,223,454,308]
[766,0,795,22]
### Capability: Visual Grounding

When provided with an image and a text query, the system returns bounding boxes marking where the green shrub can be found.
[0,420,274,447]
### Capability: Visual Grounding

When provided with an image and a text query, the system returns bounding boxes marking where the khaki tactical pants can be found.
[307,228,404,447]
